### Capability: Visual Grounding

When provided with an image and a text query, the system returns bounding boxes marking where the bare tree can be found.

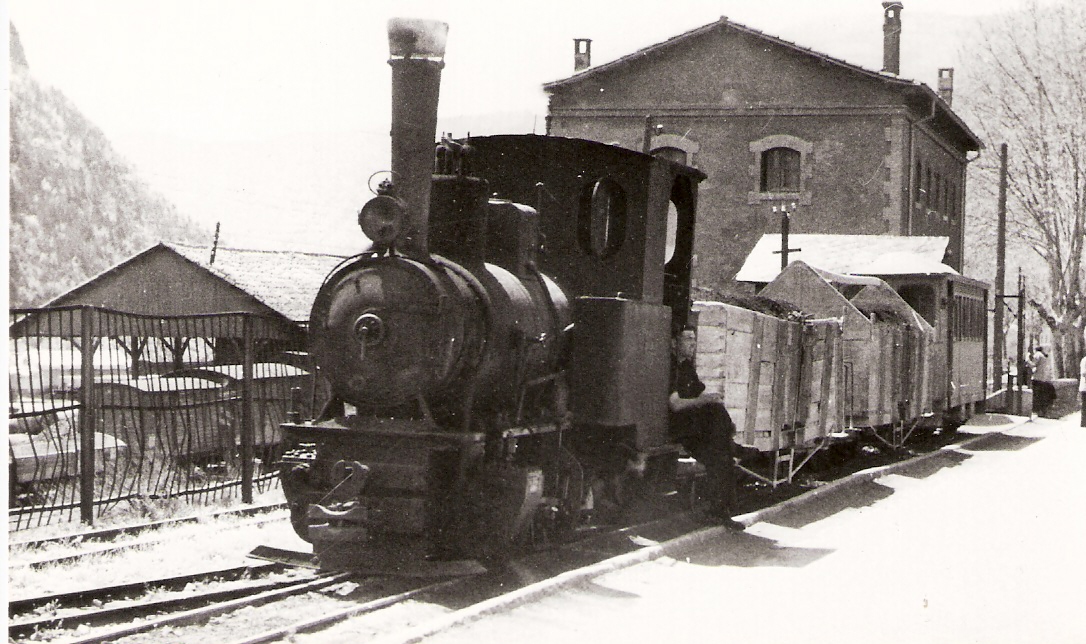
[958,0,1086,378]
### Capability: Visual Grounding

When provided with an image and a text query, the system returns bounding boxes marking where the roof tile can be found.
[167,243,348,323]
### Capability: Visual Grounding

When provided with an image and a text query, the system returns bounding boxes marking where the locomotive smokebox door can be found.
[569,296,671,448]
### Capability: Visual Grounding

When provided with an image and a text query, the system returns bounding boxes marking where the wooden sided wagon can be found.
[761,261,934,446]
[693,298,844,485]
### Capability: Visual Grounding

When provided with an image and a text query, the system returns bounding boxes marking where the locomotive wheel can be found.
[514,447,586,549]
[546,447,586,541]
[677,474,699,511]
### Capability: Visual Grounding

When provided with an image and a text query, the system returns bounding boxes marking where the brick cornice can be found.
[548,105,910,119]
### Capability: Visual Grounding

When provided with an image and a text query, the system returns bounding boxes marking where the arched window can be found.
[760,147,801,192]
[747,134,812,205]
[578,177,627,258]
[653,146,687,165]
[649,133,699,168]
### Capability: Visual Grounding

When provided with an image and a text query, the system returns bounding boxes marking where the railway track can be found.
[220,578,464,644]
[8,563,310,639]
[8,432,973,643]
[9,502,286,550]
[10,509,290,571]
[9,562,287,618]
[9,510,702,644]
[9,568,354,644]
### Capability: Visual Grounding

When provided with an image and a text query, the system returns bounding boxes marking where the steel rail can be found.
[9,568,313,638]
[11,513,289,570]
[9,562,284,617]
[47,572,355,644]
[221,578,464,644]
[9,502,287,550]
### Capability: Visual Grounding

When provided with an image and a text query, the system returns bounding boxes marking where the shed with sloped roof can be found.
[43,242,346,325]
[12,242,347,364]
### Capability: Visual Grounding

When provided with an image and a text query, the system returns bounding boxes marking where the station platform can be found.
[399,411,1085,644]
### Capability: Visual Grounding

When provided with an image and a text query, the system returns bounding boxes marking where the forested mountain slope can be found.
[9,23,207,308]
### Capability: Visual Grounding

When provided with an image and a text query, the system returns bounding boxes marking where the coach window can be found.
[923,167,932,210]
[914,160,924,209]
[578,177,627,259]
[898,284,937,326]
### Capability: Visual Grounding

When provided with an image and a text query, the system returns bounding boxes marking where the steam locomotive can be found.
[278,18,990,573]
[279,18,705,572]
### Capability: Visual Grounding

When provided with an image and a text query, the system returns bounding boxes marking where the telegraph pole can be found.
[994,143,1008,394]
[772,202,801,272]
[1016,271,1027,414]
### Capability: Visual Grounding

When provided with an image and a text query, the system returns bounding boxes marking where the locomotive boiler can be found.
[279,18,706,573]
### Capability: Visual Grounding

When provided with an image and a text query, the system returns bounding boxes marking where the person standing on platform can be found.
[1078,353,1085,428]
[1031,345,1056,418]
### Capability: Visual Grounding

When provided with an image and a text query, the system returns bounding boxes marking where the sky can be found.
[5,0,1041,255]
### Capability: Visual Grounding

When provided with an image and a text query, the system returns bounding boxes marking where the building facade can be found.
[544,5,983,295]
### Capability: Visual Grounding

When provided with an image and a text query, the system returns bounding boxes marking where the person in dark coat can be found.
[1078,354,1085,428]
[669,328,743,530]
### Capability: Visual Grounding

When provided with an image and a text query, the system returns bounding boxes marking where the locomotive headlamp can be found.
[358,195,407,246]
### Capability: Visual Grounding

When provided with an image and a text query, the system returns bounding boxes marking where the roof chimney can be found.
[574,38,592,72]
[882,2,903,75]
[937,67,954,105]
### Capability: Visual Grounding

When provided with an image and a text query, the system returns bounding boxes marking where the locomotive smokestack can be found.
[387,18,448,259]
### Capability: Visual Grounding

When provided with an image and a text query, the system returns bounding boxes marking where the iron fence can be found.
[8,306,317,530]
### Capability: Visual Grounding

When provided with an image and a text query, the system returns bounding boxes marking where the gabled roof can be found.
[736,234,954,284]
[766,260,933,333]
[165,243,348,323]
[544,16,982,151]
[43,242,348,324]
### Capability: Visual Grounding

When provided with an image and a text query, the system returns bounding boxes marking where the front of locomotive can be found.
[279,19,570,573]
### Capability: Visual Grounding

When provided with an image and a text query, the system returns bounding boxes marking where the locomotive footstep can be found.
[247,545,320,569]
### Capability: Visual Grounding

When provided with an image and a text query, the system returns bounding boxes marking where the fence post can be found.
[241,314,255,503]
[79,306,97,525]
